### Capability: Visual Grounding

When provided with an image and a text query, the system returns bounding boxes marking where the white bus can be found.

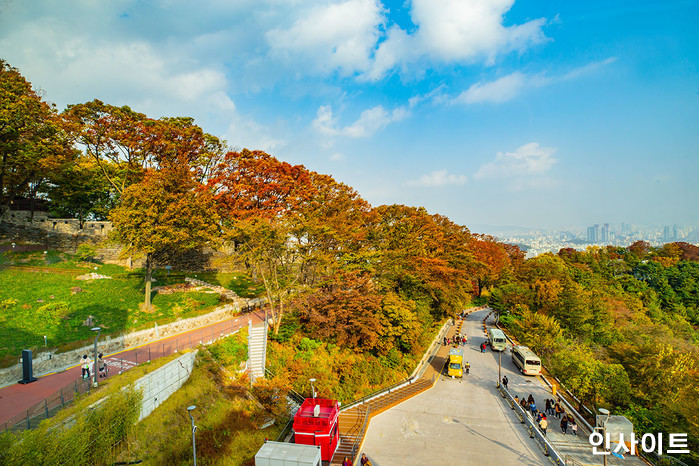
[511,345,541,376]
[488,328,507,351]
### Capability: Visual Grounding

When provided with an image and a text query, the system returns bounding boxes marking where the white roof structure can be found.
[255,441,322,466]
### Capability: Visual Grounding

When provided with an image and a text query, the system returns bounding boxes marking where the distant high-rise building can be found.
[601,223,609,242]
[587,226,595,242]
[663,226,671,242]
[587,224,600,242]
[673,224,678,240]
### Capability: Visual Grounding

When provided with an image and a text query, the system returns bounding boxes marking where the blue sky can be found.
[1,0,697,231]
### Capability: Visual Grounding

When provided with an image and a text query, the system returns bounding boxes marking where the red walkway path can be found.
[0,309,265,428]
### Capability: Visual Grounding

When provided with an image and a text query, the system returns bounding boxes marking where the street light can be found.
[599,408,610,466]
[309,378,316,399]
[91,327,101,388]
[187,405,197,466]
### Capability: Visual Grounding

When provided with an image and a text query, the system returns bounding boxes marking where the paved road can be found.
[361,308,546,465]
[362,307,646,466]
[0,309,265,427]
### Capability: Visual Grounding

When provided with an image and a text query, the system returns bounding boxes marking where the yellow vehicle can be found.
[448,348,464,378]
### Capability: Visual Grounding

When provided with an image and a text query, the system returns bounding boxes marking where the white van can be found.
[487,328,507,351]
[511,345,541,376]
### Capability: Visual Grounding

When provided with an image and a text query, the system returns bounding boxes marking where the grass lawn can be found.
[0,251,264,366]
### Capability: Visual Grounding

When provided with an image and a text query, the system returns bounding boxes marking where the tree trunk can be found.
[145,252,153,307]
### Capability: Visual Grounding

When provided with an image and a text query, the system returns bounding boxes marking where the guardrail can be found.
[498,383,567,465]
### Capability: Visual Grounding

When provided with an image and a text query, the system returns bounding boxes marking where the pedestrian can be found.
[570,418,578,436]
[481,342,486,353]
[560,416,568,434]
[464,362,470,375]
[502,375,508,389]
[545,399,551,415]
[343,457,352,466]
[530,401,537,416]
[514,395,519,405]
[536,411,543,422]
[98,353,107,378]
[539,416,548,436]
[360,453,372,466]
[81,355,90,380]
[443,336,447,346]
[554,402,562,419]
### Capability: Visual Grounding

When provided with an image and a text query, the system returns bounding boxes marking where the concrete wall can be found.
[133,350,198,421]
[0,304,242,387]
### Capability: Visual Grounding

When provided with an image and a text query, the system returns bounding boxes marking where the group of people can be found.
[512,394,578,437]
[80,353,108,380]
[444,334,467,347]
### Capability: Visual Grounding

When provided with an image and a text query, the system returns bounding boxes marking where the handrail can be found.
[350,404,371,464]
[498,384,566,465]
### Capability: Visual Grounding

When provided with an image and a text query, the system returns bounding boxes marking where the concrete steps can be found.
[248,321,268,381]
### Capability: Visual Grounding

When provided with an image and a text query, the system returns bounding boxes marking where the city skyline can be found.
[1,0,697,230]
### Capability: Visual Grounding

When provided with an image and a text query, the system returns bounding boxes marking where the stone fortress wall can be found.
[0,210,235,271]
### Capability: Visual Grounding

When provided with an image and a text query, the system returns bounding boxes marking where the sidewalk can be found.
[0,309,265,429]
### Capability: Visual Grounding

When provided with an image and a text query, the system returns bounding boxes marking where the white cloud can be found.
[408,170,468,187]
[455,57,616,104]
[224,114,286,152]
[330,152,345,161]
[456,72,526,104]
[266,0,384,75]
[366,0,548,80]
[475,142,557,183]
[312,104,409,139]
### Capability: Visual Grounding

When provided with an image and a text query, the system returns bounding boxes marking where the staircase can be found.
[248,318,268,383]
[330,377,434,464]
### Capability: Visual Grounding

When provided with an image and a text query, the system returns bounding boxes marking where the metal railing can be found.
[0,317,244,433]
[498,383,567,465]
[350,404,371,464]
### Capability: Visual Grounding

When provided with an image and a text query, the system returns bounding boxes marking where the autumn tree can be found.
[0,59,72,216]
[110,164,219,307]
[296,272,383,351]
[64,101,225,200]
[230,216,299,334]
[208,149,314,220]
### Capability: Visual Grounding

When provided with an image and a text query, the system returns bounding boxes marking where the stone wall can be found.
[0,210,239,271]
[0,304,242,387]
[1,210,113,236]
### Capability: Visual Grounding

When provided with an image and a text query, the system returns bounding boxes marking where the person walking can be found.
[539,416,548,436]
[544,399,551,415]
[530,401,537,416]
[570,418,578,436]
[81,355,91,380]
[98,353,107,378]
[360,453,372,466]
[554,402,562,419]
[342,457,352,466]
[502,375,508,389]
[560,416,568,435]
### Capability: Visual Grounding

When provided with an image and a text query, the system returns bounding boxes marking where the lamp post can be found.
[309,378,316,399]
[498,350,502,388]
[187,405,197,466]
[599,408,610,466]
[91,327,101,388]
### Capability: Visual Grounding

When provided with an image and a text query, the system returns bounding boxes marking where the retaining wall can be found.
[134,350,198,421]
